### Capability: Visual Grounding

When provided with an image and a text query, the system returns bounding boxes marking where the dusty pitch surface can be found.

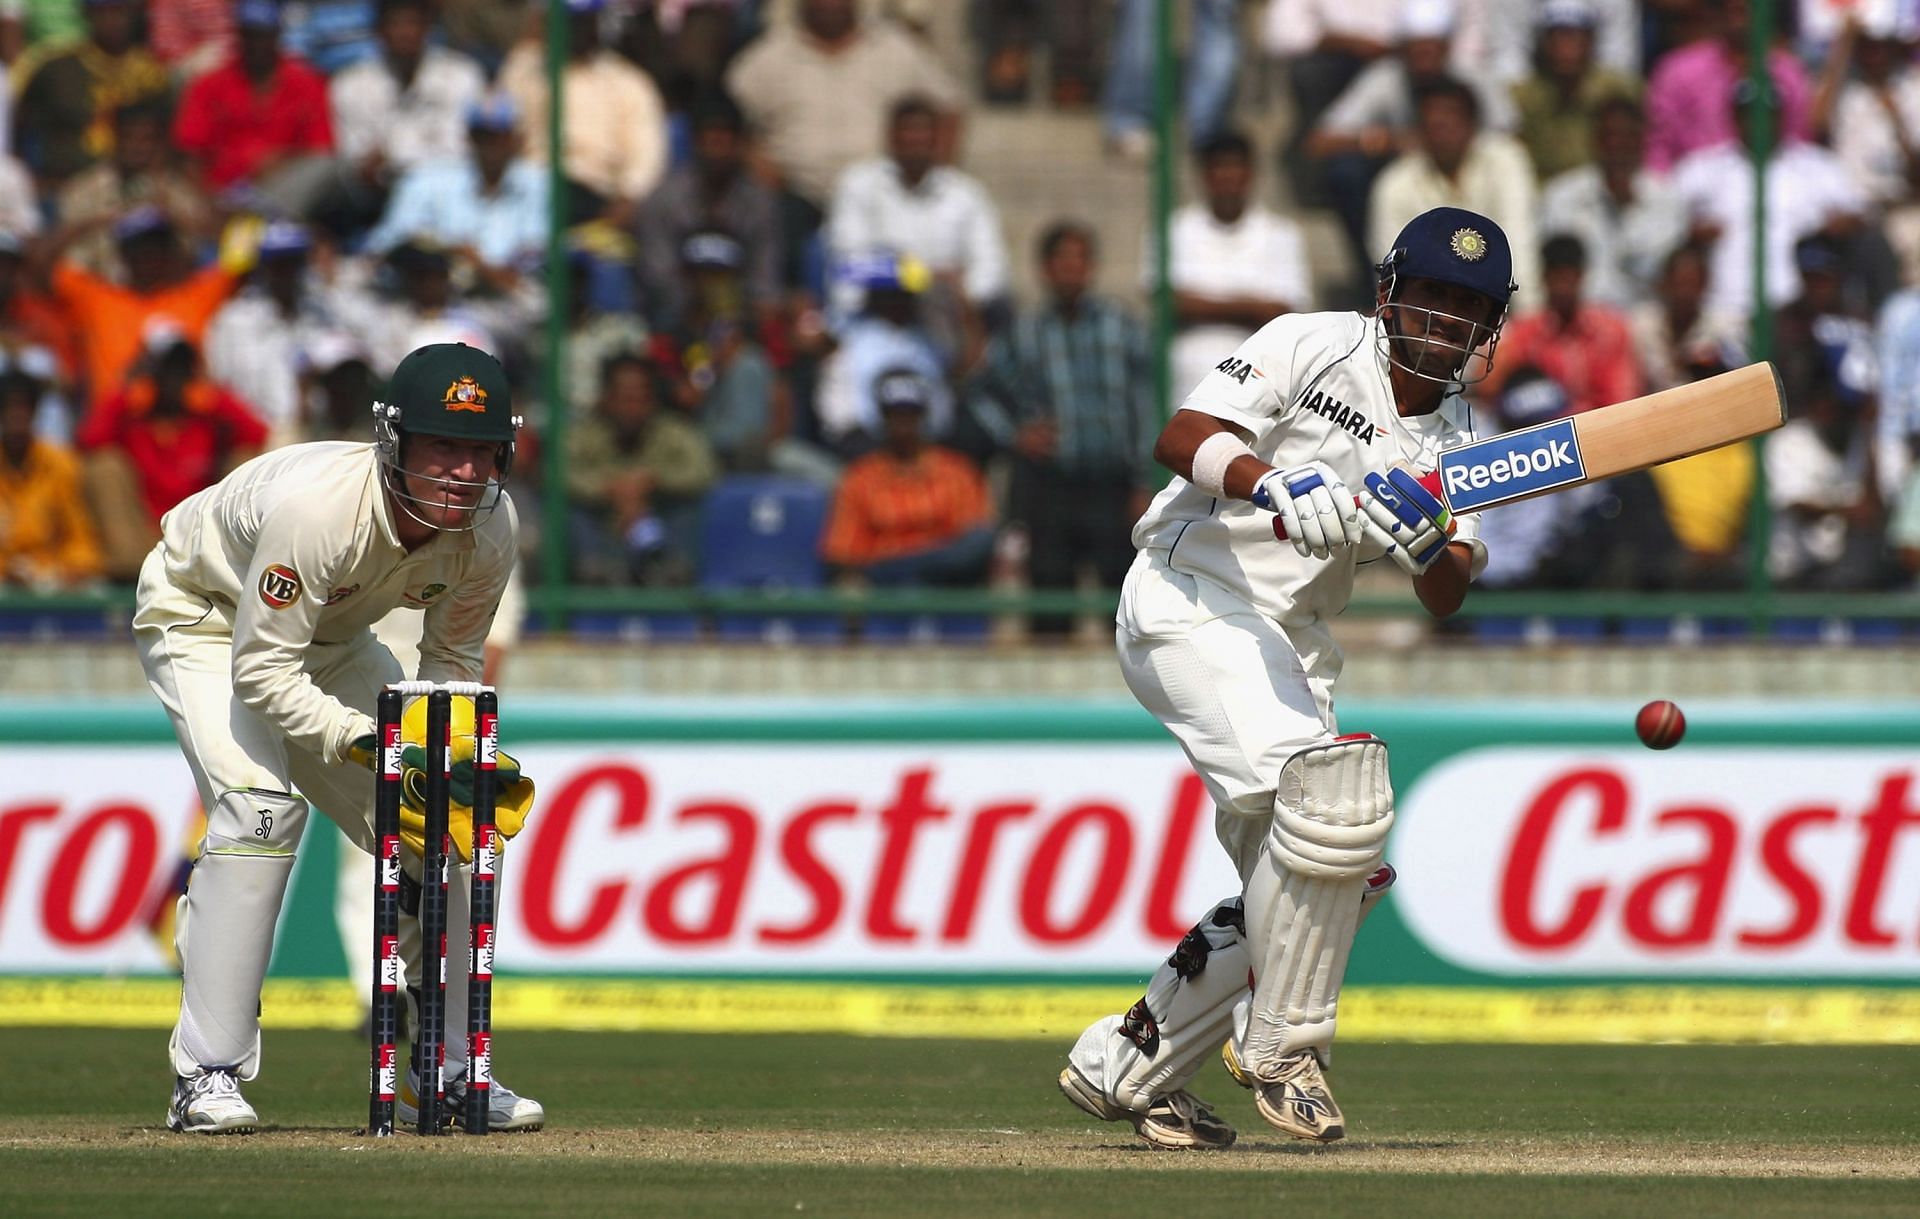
[7,1124,1919,1180]
[8,1030,1918,1216]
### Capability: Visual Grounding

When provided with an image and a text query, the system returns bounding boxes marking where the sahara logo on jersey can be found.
[1437,417,1583,512]
[258,564,302,609]
[1298,389,1378,444]
[1214,357,1263,385]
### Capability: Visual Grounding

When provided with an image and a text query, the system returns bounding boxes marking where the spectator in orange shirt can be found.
[41,205,237,404]
[1480,233,1641,414]
[0,232,78,388]
[820,369,993,586]
[0,364,103,588]
[75,326,267,578]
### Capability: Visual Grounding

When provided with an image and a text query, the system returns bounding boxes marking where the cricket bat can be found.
[1428,361,1786,514]
[1271,361,1786,538]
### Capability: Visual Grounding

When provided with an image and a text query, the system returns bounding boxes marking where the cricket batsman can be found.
[1058,208,1515,1147]
[135,342,543,1134]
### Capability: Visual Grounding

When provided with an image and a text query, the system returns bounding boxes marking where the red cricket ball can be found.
[1635,700,1686,750]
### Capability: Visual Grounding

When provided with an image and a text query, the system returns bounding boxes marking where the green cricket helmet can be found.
[372,342,522,531]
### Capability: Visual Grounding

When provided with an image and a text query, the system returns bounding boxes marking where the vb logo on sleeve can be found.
[258,564,303,609]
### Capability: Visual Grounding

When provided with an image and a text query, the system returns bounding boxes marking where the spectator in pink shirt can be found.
[1644,0,1810,173]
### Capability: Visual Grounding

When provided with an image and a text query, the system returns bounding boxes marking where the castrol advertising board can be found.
[2,703,1916,986]
[1394,750,1920,978]
[493,746,1235,972]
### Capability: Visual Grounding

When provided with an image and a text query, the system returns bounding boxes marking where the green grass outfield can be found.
[2,1029,1915,1218]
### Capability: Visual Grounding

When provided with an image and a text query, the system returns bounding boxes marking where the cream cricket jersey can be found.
[149,441,518,764]
[1134,310,1487,626]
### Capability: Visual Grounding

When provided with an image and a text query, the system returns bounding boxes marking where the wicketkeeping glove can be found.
[392,694,537,862]
[1358,467,1455,575]
[396,757,536,863]
[1251,461,1365,559]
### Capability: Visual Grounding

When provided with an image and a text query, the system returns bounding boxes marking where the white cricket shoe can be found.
[399,1070,545,1132]
[1057,1065,1236,1150]
[166,1069,258,1135]
[1251,1050,1345,1142]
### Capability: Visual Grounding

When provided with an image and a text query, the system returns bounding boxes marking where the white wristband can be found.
[1190,430,1255,499]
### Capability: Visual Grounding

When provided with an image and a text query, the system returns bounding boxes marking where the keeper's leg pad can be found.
[1242,735,1393,1074]
[1066,896,1249,1112]
[169,789,308,1080]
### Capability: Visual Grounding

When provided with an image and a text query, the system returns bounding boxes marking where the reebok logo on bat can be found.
[1437,418,1586,512]
[1444,439,1572,491]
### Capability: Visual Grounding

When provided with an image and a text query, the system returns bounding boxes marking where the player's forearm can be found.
[1154,409,1271,499]
[232,643,375,763]
[1412,542,1473,618]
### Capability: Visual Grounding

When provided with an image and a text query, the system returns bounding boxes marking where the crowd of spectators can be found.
[1276,0,1919,595]
[2,0,1919,633]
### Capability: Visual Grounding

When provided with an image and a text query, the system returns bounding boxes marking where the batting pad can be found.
[1068,898,1250,1111]
[1243,736,1393,1073]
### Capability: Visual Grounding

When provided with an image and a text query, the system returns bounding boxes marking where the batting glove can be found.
[1358,468,1455,575]
[1252,461,1365,560]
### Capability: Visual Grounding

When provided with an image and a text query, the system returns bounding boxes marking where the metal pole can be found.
[1150,0,1176,447]
[1745,0,1775,634]
[540,0,572,631]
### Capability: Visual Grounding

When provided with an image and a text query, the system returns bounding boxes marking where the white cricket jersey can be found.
[1134,310,1485,627]
[148,441,518,765]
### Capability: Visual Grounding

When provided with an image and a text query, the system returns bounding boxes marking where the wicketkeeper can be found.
[134,342,543,1134]
[1059,208,1514,1147]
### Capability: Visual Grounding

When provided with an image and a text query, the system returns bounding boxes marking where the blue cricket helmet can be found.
[1379,207,1516,310]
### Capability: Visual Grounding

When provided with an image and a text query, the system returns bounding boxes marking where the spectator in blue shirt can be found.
[364,92,548,289]
[281,0,379,75]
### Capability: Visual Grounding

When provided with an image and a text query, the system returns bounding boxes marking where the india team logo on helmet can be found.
[443,376,489,413]
[1449,228,1488,262]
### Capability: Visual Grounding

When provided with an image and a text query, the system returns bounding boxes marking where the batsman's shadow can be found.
[1236,1138,1461,1156]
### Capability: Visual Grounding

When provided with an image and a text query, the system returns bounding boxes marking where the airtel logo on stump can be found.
[1394,749,1920,976]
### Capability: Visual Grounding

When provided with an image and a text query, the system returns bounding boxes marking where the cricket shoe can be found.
[1251,1050,1345,1142]
[1221,1038,1253,1089]
[1057,1065,1236,1150]
[399,1069,545,1132]
[166,1068,258,1134]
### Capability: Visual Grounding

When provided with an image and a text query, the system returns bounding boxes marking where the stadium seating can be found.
[699,475,842,643]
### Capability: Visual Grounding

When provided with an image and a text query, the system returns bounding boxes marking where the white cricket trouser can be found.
[1067,550,1346,1110]
[1115,550,1342,879]
[336,606,429,1008]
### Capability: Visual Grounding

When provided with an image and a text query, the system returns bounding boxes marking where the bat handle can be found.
[1266,470,1443,543]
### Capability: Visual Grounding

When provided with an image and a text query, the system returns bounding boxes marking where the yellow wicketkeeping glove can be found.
[393,694,536,862]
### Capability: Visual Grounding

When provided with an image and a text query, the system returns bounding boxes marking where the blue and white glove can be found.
[1358,468,1455,575]
[1252,461,1365,560]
